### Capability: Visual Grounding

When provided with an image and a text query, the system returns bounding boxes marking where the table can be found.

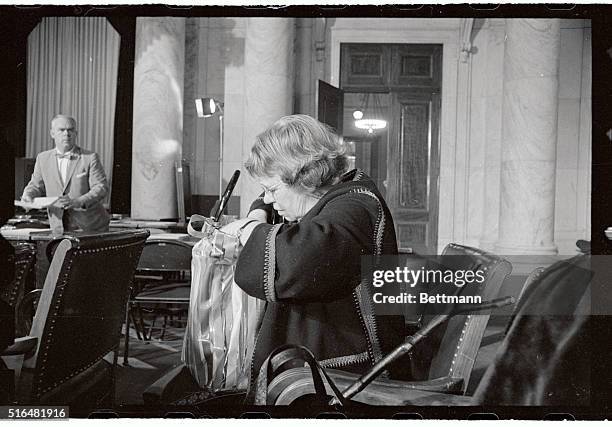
[110,219,187,233]
[1,227,196,290]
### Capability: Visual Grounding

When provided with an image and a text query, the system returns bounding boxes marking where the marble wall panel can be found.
[466,21,489,245]
[558,28,584,100]
[182,18,199,192]
[576,25,591,238]
[552,23,590,249]
[193,18,210,195]
[467,167,484,246]
[466,96,486,243]
[484,23,506,97]
[496,19,561,255]
[469,96,486,170]
[560,18,587,29]
[437,165,456,246]
[554,168,578,231]
[223,93,246,165]
[438,90,457,171]
[295,18,315,115]
[556,99,581,169]
[498,159,557,253]
[479,39,503,251]
[190,18,248,197]
[241,18,295,217]
[131,17,185,220]
[464,23,488,245]
[502,78,560,162]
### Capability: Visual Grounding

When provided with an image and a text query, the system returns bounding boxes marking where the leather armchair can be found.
[1,230,149,410]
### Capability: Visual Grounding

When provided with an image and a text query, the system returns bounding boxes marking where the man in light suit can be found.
[21,115,110,232]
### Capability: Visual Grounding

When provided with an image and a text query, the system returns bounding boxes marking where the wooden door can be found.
[317,80,344,134]
[339,43,442,254]
[387,91,441,254]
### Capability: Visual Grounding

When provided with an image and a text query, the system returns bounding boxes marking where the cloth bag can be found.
[181,215,263,392]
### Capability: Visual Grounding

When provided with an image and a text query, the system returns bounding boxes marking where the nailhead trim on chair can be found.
[449,314,471,376]
[5,246,36,306]
[32,238,145,399]
[38,346,117,395]
[444,256,497,378]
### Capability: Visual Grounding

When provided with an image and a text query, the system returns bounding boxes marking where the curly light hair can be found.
[245,115,348,193]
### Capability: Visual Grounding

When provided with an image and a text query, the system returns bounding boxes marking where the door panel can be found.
[340,44,388,90]
[388,92,440,254]
[317,80,344,134]
[399,101,430,210]
[391,44,442,89]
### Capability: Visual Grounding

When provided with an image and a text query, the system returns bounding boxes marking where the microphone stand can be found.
[339,295,515,401]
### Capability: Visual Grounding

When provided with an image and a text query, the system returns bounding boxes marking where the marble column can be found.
[479,21,506,251]
[240,18,295,218]
[131,17,185,220]
[495,19,561,255]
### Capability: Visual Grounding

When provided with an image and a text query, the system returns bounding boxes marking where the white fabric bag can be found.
[181,215,263,391]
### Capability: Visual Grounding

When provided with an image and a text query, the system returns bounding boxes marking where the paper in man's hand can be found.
[14,197,59,210]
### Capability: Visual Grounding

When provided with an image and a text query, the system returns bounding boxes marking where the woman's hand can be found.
[248,208,268,222]
[220,218,262,245]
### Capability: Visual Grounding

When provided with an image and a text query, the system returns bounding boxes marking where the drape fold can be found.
[26,17,120,206]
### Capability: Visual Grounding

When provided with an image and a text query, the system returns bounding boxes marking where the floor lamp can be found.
[195,97,225,198]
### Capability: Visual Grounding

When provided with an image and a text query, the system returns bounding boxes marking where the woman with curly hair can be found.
[223,114,405,396]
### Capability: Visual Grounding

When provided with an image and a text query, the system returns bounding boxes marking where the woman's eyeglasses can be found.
[260,182,284,198]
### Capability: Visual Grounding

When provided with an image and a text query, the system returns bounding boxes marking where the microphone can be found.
[451,296,515,316]
[212,170,240,222]
[340,295,515,401]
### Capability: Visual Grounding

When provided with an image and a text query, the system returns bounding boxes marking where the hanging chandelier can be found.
[353,93,387,134]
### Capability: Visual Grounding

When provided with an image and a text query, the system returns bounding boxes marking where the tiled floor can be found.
[114,326,185,407]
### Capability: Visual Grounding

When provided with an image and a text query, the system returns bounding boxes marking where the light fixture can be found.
[195,97,218,118]
[354,93,387,134]
[195,97,225,197]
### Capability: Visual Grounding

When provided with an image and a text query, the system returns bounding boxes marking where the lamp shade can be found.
[195,98,218,118]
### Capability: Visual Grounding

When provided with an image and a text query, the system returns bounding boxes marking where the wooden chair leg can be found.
[135,304,149,341]
[129,311,142,341]
[110,348,118,406]
[147,315,157,341]
[160,315,168,340]
[123,301,131,365]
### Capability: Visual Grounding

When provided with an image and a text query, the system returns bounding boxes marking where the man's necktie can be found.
[56,152,75,160]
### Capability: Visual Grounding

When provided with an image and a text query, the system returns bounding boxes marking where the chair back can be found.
[410,243,512,393]
[137,239,193,274]
[473,254,592,405]
[21,230,149,403]
[1,243,36,308]
[2,243,37,338]
[503,266,546,335]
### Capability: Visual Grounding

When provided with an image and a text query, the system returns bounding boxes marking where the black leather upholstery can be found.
[402,244,512,393]
[1,243,36,337]
[14,230,149,406]
[473,254,592,405]
[1,243,36,307]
